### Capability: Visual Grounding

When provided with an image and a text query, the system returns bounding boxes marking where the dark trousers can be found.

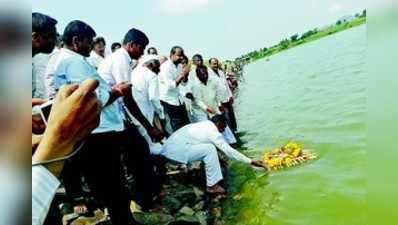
[161,101,189,132]
[75,131,133,225]
[122,123,161,210]
[62,126,161,225]
[223,101,238,132]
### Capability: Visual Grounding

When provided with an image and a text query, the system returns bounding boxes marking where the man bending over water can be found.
[159,115,264,195]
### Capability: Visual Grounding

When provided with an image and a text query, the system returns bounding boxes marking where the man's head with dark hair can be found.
[147,47,158,55]
[192,54,203,67]
[144,58,161,75]
[211,115,227,133]
[93,36,106,57]
[62,20,96,57]
[111,42,121,53]
[32,12,58,55]
[122,28,149,60]
[181,55,189,65]
[170,46,184,65]
[209,57,219,71]
[196,64,208,85]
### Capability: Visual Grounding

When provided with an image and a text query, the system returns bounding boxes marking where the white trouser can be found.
[186,144,223,187]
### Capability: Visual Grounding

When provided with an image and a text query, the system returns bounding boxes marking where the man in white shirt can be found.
[178,55,195,122]
[32,15,101,225]
[32,79,101,225]
[158,46,190,133]
[98,35,136,85]
[87,36,106,69]
[31,12,62,225]
[191,65,237,144]
[209,58,238,133]
[97,28,164,211]
[98,29,163,139]
[131,55,164,126]
[32,53,50,98]
[191,65,224,121]
[32,12,58,99]
[129,55,166,155]
[160,115,264,195]
[53,20,140,225]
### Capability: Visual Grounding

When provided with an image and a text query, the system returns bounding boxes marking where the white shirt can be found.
[44,49,61,99]
[87,51,105,70]
[161,120,251,164]
[158,60,184,106]
[32,53,51,99]
[191,75,225,118]
[179,78,194,113]
[131,66,164,124]
[98,48,132,86]
[53,48,124,133]
[32,166,60,225]
[208,68,233,103]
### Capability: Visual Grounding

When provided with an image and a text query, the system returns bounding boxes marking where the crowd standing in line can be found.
[31,12,264,225]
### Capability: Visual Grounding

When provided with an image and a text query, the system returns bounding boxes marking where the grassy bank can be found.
[236,16,366,64]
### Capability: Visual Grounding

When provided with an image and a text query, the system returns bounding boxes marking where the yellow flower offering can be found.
[262,142,317,171]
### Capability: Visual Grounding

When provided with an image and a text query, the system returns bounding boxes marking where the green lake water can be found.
[223,25,366,225]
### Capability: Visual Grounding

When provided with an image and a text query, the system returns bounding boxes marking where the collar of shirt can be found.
[90,50,104,59]
[61,48,85,60]
[163,60,180,72]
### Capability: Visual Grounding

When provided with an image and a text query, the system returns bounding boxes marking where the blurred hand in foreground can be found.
[32,79,101,176]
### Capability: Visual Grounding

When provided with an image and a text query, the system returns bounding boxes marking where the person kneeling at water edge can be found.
[159,115,264,195]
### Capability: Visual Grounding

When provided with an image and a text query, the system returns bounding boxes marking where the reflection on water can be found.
[223,25,366,225]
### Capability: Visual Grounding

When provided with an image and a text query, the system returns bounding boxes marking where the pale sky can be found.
[32,0,365,60]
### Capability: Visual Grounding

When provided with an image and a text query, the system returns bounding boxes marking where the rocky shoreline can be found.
[60,159,230,225]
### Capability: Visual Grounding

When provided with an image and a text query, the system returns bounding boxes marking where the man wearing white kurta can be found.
[191,65,237,144]
[209,58,238,133]
[97,30,162,139]
[130,55,164,154]
[158,46,190,133]
[160,116,264,194]
[131,55,164,125]
[87,37,106,70]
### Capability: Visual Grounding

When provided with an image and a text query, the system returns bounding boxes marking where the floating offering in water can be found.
[263,142,317,171]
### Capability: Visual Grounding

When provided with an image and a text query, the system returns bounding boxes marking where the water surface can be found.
[223,25,366,225]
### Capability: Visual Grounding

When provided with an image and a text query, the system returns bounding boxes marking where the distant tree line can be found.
[235,9,366,64]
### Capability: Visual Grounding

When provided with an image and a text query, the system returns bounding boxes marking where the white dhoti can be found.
[162,143,223,187]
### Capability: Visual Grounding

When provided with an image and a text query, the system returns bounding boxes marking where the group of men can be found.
[32,12,264,225]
